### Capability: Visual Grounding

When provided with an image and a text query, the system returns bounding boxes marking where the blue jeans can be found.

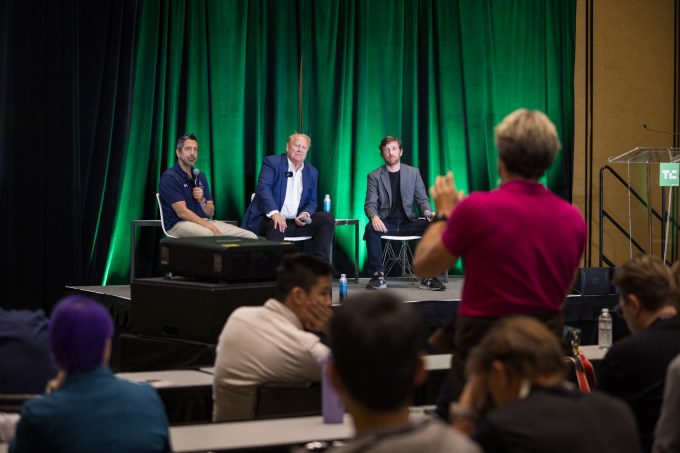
[364,217,429,275]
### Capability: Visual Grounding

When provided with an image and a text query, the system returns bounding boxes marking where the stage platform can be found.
[67,276,465,303]
[66,275,621,346]
[65,277,464,332]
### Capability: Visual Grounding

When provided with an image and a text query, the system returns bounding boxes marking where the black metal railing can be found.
[598,165,679,266]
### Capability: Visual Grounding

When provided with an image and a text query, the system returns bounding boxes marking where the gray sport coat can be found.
[364,163,431,221]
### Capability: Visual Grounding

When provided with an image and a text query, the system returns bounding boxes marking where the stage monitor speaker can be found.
[131,277,277,343]
[159,237,297,283]
[577,267,611,296]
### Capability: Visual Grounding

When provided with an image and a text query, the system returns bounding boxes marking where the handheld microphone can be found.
[423,209,432,218]
[192,168,201,187]
[302,216,312,225]
[643,123,680,136]
[285,171,293,177]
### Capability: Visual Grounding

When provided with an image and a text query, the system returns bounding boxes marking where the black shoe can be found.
[366,272,387,290]
[420,277,445,291]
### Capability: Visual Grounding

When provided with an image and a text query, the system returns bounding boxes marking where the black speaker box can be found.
[159,236,296,283]
[131,277,277,343]
[578,267,611,296]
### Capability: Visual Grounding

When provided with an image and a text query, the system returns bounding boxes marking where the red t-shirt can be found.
[441,180,586,317]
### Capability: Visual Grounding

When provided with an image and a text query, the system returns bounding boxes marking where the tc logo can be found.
[660,163,680,187]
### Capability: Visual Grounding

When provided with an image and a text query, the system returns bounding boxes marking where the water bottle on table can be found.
[598,308,612,349]
[339,274,348,303]
[321,356,344,423]
[323,194,331,212]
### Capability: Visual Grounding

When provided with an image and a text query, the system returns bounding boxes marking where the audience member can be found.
[213,254,333,421]
[598,254,680,453]
[0,413,20,443]
[326,292,480,453]
[453,316,641,453]
[0,308,56,394]
[241,133,335,262]
[9,296,171,453]
[364,136,445,291]
[653,354,680,453]
[413,108,586,404]
[159,133,257,238]
[668,260,680,311]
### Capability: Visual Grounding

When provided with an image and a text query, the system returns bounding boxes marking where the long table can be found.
[116,370,214,424]
[116,369,214,388]
[171,415,353,452]
[170,408,433,453]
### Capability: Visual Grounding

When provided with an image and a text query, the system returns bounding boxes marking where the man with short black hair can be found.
[598,254,680,453]
[326,292,479,453]
[213,254,333,421]
[364,136,445,291]
[159,134,256,238]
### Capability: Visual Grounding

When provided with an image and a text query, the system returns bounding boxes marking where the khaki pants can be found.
[169,220,257,239]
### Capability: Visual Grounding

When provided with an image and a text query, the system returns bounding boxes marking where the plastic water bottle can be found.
[598,308,612,349]
[339,274,348,303]
[323,194,331,212]
[321,357,344,423]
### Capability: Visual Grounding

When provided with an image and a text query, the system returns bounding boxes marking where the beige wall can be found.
[574,0,679,267]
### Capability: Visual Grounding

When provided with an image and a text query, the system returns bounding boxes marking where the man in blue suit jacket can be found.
[242,133,335,263]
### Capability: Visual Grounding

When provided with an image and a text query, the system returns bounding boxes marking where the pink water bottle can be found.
[321,357,344,423]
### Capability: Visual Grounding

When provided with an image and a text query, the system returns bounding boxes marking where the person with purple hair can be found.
[9,296,171,453]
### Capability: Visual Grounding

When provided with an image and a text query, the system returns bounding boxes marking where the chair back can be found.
[254,382,321,419]
[156,193,177,238]
[0,393,39,413]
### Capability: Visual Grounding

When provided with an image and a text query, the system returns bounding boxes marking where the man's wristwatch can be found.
[432,212,448,223]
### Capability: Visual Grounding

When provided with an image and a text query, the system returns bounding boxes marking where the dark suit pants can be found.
[260,211,335,263]
[364,217,429,275]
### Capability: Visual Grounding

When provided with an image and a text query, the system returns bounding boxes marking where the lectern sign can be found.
[660,163,680,186]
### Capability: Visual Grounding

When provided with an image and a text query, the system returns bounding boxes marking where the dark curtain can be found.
[0,0,576,310]
[0,0,138,309]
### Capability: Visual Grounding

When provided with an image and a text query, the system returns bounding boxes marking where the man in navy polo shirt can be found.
[159,134,257,238]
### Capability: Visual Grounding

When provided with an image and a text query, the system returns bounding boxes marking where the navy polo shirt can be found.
[158,162,213,231]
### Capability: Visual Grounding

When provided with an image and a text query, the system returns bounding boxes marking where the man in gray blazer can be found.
[364,136,445,291]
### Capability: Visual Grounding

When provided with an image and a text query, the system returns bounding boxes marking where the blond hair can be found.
[495,108,561,179]
[287,132,311,148]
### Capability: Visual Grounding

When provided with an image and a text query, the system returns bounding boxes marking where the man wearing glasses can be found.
[159,134,257,238]
[598,254,680,453]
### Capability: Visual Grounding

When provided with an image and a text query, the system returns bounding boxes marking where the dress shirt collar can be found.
[287,157,305,173]
[264,298,303,330]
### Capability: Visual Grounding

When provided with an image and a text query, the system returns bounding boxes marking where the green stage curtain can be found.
[0,0,576,307]
[97,0,576,284]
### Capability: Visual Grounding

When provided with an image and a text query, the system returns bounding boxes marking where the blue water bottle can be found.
[323,194,331,212]
[339,274,348,304]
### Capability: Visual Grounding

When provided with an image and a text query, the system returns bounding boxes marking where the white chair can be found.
[156,193,177,238]
[381,235,421,283]
[380,235,449,284]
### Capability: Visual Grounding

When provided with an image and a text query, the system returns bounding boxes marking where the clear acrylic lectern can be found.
[609,147,680,263]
